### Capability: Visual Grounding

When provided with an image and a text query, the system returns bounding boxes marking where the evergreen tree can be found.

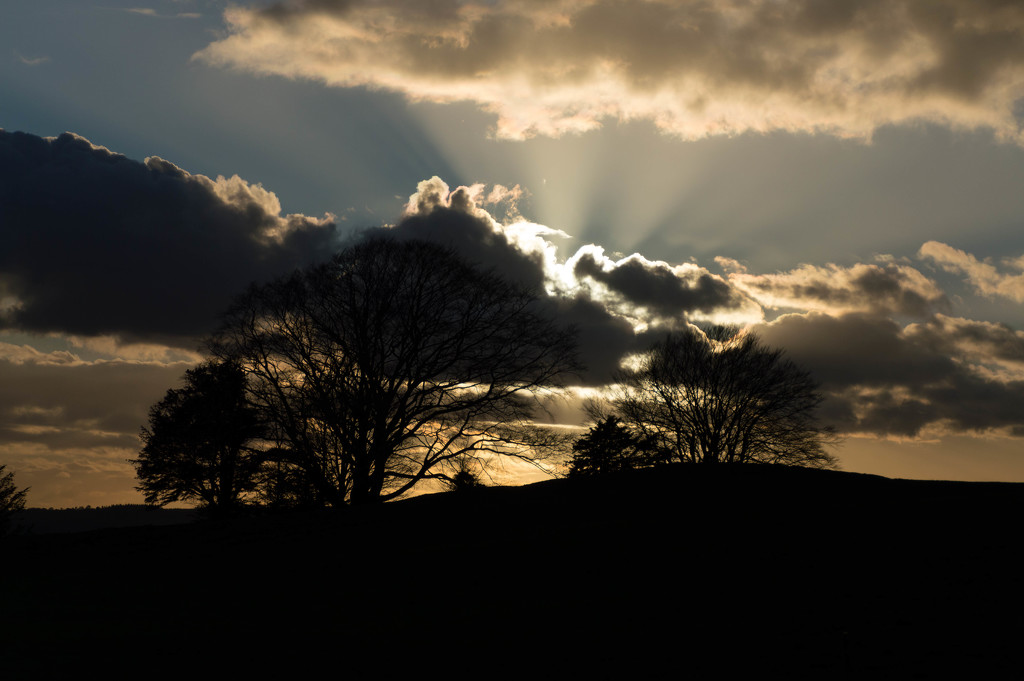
[567,417,665,477]
[0,464,28,536]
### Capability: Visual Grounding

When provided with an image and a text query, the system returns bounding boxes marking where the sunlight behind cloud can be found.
[397,175,762,329]
[196,0,1024,144]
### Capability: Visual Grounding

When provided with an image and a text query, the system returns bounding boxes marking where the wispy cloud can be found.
[920,241,1024,303]
[15,51,50,66]
[124,7,200,19]
[196,0,1024,142]
[730,261,949,318]
[0,342,195,506]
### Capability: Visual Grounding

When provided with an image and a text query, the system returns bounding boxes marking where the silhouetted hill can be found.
[14,504,197,534]
[4,464,1022,677]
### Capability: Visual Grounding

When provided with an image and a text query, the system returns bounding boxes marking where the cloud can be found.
[392,176,763,326]
[6,146,1023,459]
[15,52,50,66]
[124,8,201,19]
[756,312,1024,438]
[919,240,1024,302]
[0,347,192,454]
[540,293,659,386]
[2,441,143,507]
[386,176,556,290]
[904,314,1024,379]
[568,246,761,325]
[730,261,949,318]
[0,341,81,366]
[382,176,1024,399]
[0,130,339,346]
[377,177,658,383]
[196,0,1024,142]
[0,338,201,507]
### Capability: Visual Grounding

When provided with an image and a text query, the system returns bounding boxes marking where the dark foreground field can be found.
[4,464,1023,677]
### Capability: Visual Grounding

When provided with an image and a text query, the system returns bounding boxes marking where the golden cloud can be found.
[197,0,1024,142]
[730,261,948,317]
[919,241,1024,303]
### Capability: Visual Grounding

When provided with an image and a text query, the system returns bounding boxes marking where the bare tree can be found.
[611,327,839,469]
[209,237,580,505]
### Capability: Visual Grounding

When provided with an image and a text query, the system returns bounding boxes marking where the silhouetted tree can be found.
[0,464,28,536]
[252,449,325,509]
[443,457,485,492]
[611,327,839,468]
[133,360,264,515]
[566,416,667,477]
[210,237,580,505]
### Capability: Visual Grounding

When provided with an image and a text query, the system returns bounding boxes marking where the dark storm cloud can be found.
[0,130,339,346]
[198,0,1024,142]
[757,312,1024,437]
[757,313,956,389]
[572,249,751,319]
[539,294,660,386]
[379,181,547,291]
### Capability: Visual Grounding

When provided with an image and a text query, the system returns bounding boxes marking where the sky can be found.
[4,0,1024,507]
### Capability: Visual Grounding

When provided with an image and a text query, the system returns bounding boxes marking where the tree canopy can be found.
[132,360,264,514]
[610,327,838,469]
[209,237,580,505]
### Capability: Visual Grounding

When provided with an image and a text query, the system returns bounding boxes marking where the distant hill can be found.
[14,504,197,534]
[4,464,1023,677]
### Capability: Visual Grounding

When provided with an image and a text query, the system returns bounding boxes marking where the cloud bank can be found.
[197,0,1024,141]
[759,312,1024,438]
[0,340,195,506]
